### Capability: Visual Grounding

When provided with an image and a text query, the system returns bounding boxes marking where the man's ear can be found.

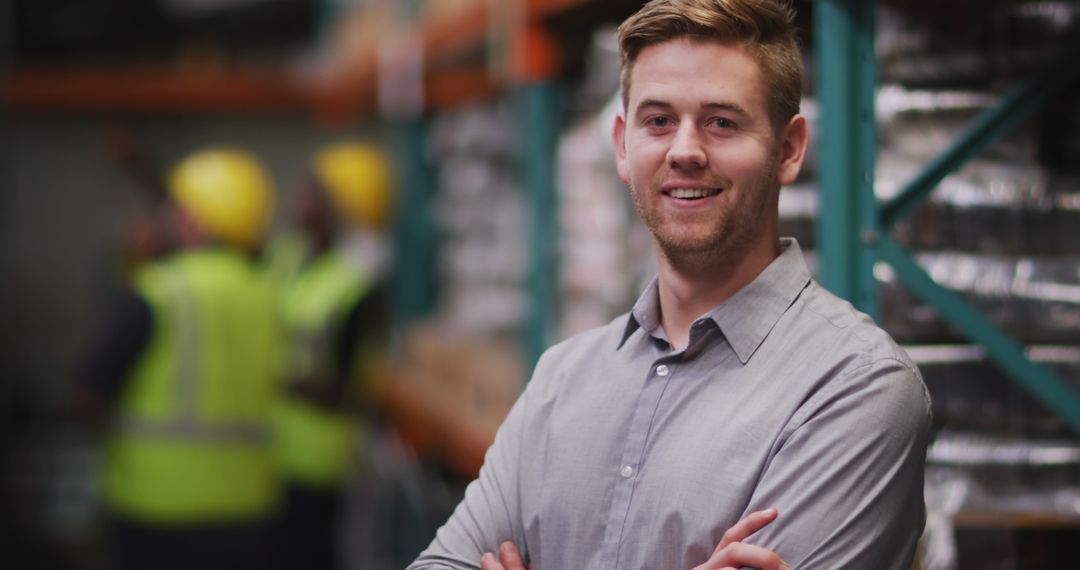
[613,112,630,184]
[776,114,808,186]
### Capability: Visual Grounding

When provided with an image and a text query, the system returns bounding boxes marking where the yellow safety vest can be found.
[103,249,283,524]
[274,249,372,488]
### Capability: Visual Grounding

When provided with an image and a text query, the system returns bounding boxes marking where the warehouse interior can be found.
[3,0,1080,568]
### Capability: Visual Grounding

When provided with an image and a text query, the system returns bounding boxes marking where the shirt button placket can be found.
[598,358,675,567]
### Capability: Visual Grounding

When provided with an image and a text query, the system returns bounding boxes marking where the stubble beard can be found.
[629,156,780,274]
[631,188,742,270]
[630,157,777,276]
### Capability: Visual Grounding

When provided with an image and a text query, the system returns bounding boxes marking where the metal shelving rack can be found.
[378,2,567,371]
[814,0,1080,434]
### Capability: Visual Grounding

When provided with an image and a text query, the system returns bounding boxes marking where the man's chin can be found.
[655,236,725,261]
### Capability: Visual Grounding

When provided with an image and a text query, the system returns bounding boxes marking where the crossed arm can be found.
[480,509,790,570]
[409,356,930,569]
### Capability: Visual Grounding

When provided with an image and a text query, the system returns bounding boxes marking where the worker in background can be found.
[271,142,393,570]
[75,148,283,570]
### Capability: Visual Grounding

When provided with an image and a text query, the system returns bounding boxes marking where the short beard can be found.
[654,214,757,278]
[628,152,779,277]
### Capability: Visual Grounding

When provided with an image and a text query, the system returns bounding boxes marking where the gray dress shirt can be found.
[408,239,931,569]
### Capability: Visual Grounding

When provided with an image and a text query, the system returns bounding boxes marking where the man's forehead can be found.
[624,38,765,113]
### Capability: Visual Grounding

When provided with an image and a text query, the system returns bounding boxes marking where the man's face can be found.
[613,38,803,261]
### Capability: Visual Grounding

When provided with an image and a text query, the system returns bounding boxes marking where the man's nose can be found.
[667,122,706,170]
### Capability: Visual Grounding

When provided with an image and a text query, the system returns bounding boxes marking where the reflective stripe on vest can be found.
[116,266,268,442]
[104,250,281,524]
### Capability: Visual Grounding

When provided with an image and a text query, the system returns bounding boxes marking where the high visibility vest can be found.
[103,249,283,524]
[275,250,373,488]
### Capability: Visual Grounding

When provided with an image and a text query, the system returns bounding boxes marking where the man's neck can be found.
[656,237,781,350]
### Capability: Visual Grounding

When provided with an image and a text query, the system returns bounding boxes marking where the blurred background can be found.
[3,0,1080,569]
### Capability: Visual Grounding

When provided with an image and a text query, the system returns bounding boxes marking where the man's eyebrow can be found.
[634,99,674,114]
[633,99,753,119]
[701,101,752,118]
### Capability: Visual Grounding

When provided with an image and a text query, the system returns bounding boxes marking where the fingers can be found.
[715,508,779,551]
[480,552,504,570]
[482,541,527,570]
[700,541,791,570]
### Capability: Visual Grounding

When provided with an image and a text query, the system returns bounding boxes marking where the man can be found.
[408,1,931,569]
[271,142,392,570]
[76,148,282,570]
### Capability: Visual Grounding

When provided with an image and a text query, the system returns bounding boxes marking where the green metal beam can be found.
[875,235,1080,434]
[315,0,336,44]
[812,3,1080,435]
[880,41,1080,229]
[870,38,1080,436]
[390,120,439,325]
[517,83,560,373]
[814,0,879,317]
[388,0,438,327]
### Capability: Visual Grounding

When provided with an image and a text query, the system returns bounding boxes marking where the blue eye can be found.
[709,117,736,129]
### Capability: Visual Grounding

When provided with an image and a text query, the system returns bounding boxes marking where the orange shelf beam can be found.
[5,63,497,118]
[7,67,314,113]
[423,0,587,67]
[5,0,586,116]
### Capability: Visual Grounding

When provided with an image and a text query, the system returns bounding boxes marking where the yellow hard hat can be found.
[313,143,393,230]
[168,148,275,249]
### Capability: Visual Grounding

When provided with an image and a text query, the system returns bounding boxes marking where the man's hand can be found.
[480,541,529,570]
[479,509,788,570]
[691,508,791,570]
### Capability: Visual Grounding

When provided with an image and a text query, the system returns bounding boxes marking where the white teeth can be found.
[668,187,719,199]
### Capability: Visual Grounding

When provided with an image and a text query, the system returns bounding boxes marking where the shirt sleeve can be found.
[78,287,154,405]
[740,357,932,570]
[405,348,549,570]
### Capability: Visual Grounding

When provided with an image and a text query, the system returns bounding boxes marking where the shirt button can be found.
[620,465,634,478]
[656,364,670,377]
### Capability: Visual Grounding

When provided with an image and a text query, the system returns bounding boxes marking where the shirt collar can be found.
[618,275,661,350]
[618,238,811,364]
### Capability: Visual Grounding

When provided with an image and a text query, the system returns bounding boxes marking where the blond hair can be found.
[617,0,801,131]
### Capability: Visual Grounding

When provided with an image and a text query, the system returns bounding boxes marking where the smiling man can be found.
[407,1,931,569]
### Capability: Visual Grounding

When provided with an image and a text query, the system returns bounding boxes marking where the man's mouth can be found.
[664,187,721,200]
